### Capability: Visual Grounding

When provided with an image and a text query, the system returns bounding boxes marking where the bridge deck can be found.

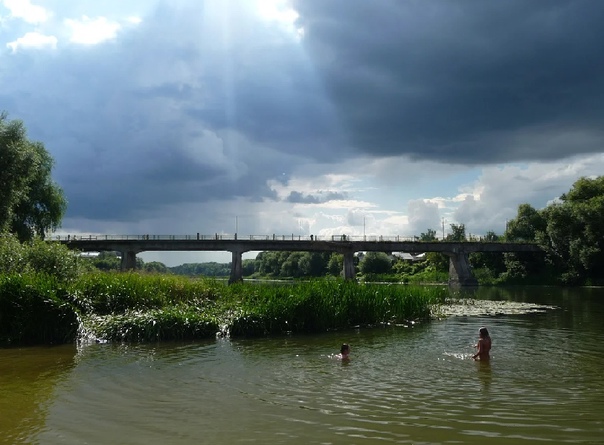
[54,234,541,254]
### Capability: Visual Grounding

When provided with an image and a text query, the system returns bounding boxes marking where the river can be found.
[1,286,603,444]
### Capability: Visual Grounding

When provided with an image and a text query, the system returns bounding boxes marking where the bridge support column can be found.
[229,250,243,284]
[120,251,137,271]
[447,252,478,286]
[342,252,356,281]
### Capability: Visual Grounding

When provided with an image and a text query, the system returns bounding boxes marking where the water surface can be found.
[2,286,603,444]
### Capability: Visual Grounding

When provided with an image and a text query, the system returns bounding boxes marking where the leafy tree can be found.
[470,231,506,275]
[505,204,546,242]
[298,252,330,277]
[359,252,392,275]
[447,224,466,241]
[0,113,66,240]
[540,177,604,283]
[327,253,343,276]
[86,251,121,271]
[419,228,437,241]
[280,252,305,278]
[424,252,449,272]
[0,234,88,280]
[144,261,169,274]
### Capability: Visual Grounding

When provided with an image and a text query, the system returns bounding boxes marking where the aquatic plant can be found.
[0,273,77,345]
[227,280,447,337]
[0,271,446,345]
[81,306,220,342]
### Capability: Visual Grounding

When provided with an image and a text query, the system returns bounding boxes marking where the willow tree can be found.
[0,112,66,240]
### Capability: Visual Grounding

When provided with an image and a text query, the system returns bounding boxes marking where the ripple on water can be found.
[25,294,604,444]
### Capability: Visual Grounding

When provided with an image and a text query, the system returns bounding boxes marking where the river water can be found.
[1,286,603,444]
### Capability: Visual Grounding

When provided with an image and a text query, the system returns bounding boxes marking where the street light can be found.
[364,216,366,241]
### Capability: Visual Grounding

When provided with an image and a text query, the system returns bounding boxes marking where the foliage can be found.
[81,308,219,342]
[253,250,333,278]
[419,228,438,241]
[505,204,547,242]
[227,280,446,337]
[0,273,77,345]
[469,231,506,276]
[170,261,231,277]
[327,253,343,276]
[0,112,66,240]
[83,251,122,271]
[0,267,445,345]
[0,234,88,281]
[446,223,466,241]
[504,176,604,285]
[358,252,392,275]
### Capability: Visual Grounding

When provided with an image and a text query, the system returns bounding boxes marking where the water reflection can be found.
[0,345,76,445]
[476,360,492,391]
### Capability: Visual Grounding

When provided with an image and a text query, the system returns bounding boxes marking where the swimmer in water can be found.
[338,343,350,361]
[472,327,491,361]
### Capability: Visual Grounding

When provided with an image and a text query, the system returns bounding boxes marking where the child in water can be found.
[338,343,350,361]
[472,327,491,361]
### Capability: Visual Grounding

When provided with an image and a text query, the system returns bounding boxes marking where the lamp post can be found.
[442,217,446,240]
[364,216,366,241]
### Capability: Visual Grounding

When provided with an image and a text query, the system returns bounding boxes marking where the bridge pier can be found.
[229,250,243,284]
[343,252,356,281]
[446,251,478,286]
[120,250,138,271]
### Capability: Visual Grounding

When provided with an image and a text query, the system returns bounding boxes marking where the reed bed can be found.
[0,274,78,345]
[226,280,447,337]
[0,272,448,345]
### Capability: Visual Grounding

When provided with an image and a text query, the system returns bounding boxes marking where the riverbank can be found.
[0,272,448,346]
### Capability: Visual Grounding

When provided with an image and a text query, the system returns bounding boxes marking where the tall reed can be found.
[1,272,447,344]
[0,273,77,345]
[227,280,447,337]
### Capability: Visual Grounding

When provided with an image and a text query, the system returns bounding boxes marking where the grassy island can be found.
[0,272,447,346]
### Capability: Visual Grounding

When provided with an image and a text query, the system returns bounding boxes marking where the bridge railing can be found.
[49,234,521,243]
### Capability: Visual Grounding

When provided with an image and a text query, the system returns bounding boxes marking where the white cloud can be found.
[452,154,604,235]
[127,16,142,25]
[2,0,49,24]
[7,31,57,52]
[407,199,441,236]
[65,16,121,44]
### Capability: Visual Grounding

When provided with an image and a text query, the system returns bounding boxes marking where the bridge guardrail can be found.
[49,234,517,243]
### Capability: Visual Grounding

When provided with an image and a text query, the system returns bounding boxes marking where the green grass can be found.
[0,273,78,345]
[0,272,448,345]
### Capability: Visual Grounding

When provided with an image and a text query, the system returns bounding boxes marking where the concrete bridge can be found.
[55,234,541,286]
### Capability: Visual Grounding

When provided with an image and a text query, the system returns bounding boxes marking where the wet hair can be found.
[479,327,490,338]
[340,343,350,354]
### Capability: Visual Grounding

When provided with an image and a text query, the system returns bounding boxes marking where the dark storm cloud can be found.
[1,2,307,222]
[286,190,348,204]
[5,0,604,228]
[292,0,604,163]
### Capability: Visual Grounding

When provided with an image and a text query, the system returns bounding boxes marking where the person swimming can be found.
[338,343,350,361]
[472,327,491,361]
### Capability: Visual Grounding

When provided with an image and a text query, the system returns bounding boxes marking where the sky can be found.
[2,0,604,266]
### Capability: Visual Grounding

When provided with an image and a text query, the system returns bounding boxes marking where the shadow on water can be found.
[0,345,77,444]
